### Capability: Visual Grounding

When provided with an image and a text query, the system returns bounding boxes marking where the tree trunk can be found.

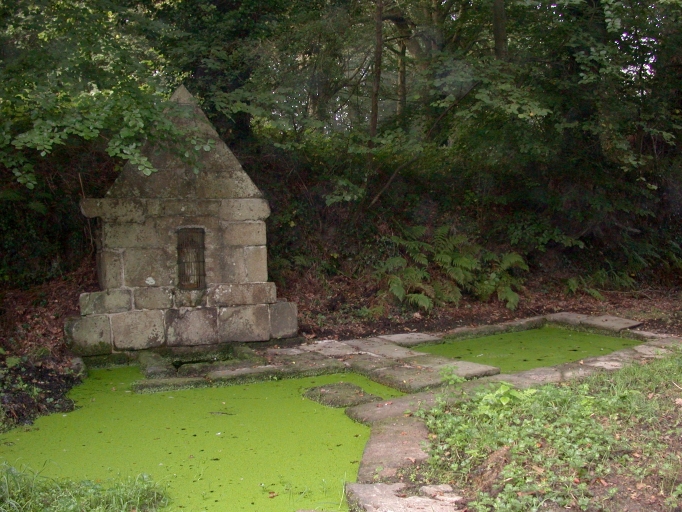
[370,0,383,139]
[492,0,508,60]
[397,39,406,117]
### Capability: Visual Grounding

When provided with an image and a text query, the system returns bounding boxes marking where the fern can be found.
[497,286,520,310]
[375,224,528,311]
[406,293,433,311]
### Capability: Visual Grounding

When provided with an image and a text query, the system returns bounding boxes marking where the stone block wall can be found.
[64,86,298,356]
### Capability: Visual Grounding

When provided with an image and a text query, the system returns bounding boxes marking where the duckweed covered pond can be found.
[0,367,401,511]
[415,326,641,373]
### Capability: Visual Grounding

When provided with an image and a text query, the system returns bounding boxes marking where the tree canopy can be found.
[1,0,681,298]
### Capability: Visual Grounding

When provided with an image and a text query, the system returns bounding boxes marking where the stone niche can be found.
[65,86,298,356]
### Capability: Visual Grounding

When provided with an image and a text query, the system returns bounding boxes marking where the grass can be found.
[0,464,168,511]
[417,350,682,511]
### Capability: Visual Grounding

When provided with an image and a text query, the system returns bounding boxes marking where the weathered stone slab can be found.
[218,305,270,341]
[345,353,400,375]
[215,246,247,283]
[131,376,210,393]
[244,245,268,282]
[401,354,461,368]
[273,352,347,377]
[554,362,601,380]
[357,417,429,483]
[219,198,270,221]
[111,310,165,350]
[207,282,276,307]
[377,332,442,347]
[174,289,207,308]
[346,483,464,512]
[544,312,591,326]
[220,221,266,246]
[177,360,258,378]
[144,199,221,217]
[122,248,175,287]
[102,221,165,249]
[79,289,131,315]
[480,366,564,388]
[138,351,176,379]
[81,198,146,223]
[645,337,682,349]
[207,365,278,382]
[134,287,174,310]
[96,249,124,289]
[346,391,440,425]
[444,316,546,341]
[369,359,499,393]
[303,383,383,408]
[269,301,298,339]
[344,338,422,359]
[632,344,671,358]
[579,315,643,332]
[579,358,625,370]
[299,340,358,357]
[166,308,219,346]
[579,348,639,370]
[64,315,112,356]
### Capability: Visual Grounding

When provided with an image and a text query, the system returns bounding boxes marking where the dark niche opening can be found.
[177,228,206,290]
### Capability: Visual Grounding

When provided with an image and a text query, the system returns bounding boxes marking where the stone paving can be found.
[123,312,682,511]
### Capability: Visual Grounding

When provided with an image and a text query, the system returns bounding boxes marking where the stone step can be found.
[346,483,465,512]
[356,417,430,484]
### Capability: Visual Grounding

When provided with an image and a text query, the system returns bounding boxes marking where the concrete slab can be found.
[377,332,442,347]
[344,338,422,359]
[579,315,643,332]
[357,417,429,483]
[346,483,464,512]
[345,353,399,374]
[298,340,359,357]
[346,391,440,425]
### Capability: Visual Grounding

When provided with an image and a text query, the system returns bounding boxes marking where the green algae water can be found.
[0,367,401,511]
[415,326,641,373]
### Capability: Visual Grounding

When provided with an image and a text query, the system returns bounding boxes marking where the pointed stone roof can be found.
[106,86,263,199]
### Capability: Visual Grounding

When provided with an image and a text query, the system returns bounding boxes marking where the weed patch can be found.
[0,464,167,512]
[418,352,682,510]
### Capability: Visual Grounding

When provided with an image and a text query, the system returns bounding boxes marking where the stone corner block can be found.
[64,315,112,356]
[218,304,270,342]
[97,249,124,289]
[111,310,166,350]
[270,301,298,339]
[166,307,220,346]
[79,289,132,315]
[219,198,271,221]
